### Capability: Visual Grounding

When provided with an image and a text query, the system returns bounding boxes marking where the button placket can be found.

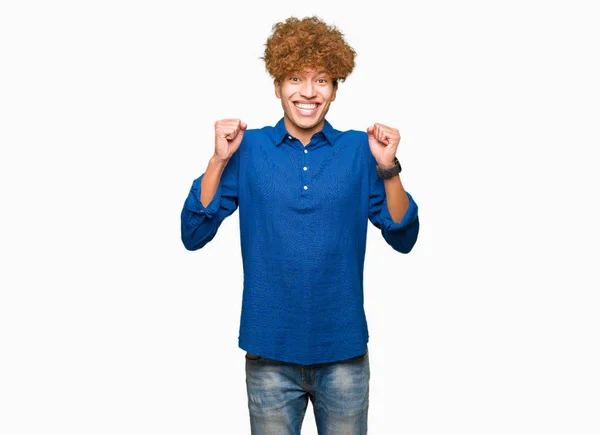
[301,147,309,196]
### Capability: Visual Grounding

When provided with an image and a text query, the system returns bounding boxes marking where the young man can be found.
[181,16,419,435]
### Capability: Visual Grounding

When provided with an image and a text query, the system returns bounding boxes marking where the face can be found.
[274,69,337,143]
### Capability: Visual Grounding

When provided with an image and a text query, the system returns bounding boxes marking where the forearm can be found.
[383,175,410,223]
[200,156,229,207]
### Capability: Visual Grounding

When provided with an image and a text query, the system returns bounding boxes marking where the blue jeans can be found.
[245,349,370,435]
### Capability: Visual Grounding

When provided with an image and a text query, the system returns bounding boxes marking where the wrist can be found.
[209,154,230,167]
[376,156,402,179]
[377,159,396,168]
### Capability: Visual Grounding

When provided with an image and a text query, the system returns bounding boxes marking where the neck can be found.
[283,117,324,146]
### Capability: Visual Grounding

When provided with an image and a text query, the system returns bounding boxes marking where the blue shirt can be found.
[181,118,419,364]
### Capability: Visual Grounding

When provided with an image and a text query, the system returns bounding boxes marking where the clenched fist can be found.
[214,119,247,162]
[367,122,400,167]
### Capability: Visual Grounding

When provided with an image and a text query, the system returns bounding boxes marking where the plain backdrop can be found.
[1,0,599,434]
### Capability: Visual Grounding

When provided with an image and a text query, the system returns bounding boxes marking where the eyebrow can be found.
[289,70,331,77]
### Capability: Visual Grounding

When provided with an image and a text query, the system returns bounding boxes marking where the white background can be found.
[1,0,599,434]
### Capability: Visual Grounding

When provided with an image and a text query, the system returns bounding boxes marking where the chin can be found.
[295,116,322,129]
[298,120,318,129]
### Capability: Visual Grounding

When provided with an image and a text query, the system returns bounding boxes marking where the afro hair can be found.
[262,16,356,84]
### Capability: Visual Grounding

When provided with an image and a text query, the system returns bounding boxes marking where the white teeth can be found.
[295,103,318,110]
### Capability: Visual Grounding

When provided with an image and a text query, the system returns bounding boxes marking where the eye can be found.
[317,78,328,84]
[289,76,300,82]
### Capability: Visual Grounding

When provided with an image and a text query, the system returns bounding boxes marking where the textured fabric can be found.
[181,118,419,364]
[245,350,370,435]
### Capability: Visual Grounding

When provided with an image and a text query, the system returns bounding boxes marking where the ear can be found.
[274,79,281,99]
[330,82,338,102]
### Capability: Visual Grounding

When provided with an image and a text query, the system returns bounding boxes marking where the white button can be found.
[303,166,308,171]
[303,185,308,190]
[288,135,293,140]
[304,149,308,154]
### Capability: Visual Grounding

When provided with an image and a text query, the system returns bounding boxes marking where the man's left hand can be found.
[367,123,400,167]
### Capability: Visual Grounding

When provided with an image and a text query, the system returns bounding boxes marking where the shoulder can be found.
[331,127,377,169]
[332,128,369,152]
[236,124,281,160]
[242,126,270,139]
[238,125,274,149]
[242,124,280,142]
[338,129,368,142]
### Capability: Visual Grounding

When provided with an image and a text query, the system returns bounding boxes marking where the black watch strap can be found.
[376,157,402,179]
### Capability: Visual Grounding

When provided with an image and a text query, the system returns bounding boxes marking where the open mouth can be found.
[294,102,320,115]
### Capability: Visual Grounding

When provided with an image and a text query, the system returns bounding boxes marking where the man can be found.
[181,15,419,435]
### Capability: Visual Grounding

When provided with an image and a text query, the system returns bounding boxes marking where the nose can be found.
[299,80,316,98]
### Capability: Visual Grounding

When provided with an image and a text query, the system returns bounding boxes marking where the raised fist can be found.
[367,122,400,167]
[214,119,247,162]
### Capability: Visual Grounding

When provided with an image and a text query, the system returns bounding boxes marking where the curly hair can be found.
[262,16,356,84]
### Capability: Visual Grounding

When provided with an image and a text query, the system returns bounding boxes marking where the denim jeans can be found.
[245,349,370,435]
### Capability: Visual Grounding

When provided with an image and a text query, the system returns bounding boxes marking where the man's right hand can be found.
[214,119,247,162]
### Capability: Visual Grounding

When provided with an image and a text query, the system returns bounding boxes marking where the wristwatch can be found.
[376,157,402,179]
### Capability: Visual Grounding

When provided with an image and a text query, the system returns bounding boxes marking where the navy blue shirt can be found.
[181,118,419,364]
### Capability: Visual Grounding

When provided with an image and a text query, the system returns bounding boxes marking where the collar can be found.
[274,118,339,146]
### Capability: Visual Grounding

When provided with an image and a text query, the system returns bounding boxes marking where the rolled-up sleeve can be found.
[180,152,239,251]
[368,158,420,253]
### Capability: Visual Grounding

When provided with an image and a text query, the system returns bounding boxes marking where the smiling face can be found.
[274,69,338,145]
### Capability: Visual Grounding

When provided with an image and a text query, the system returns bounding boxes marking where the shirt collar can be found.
[274,118,339,147]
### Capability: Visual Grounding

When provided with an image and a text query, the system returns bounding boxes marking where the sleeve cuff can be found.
[185,174,222,219]
[380,191,419,231]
